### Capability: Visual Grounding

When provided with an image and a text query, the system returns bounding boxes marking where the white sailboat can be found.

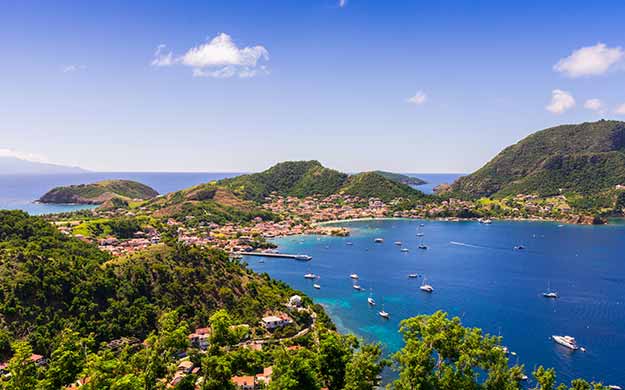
[420,277,434,293]
[350,273,359,280]
[368,289,376,305]
[378,300,389,318]
[543,281,558,298]
[313,276,321,289]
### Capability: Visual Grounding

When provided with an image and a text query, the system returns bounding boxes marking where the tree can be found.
[37,328,92,390]
[4,340,38,390]
[209,309,234,347]
[200,353,234,390]
[390,311,523,390]
[317,332,358,389]
[343,343,387,390]
[269,348,320,390]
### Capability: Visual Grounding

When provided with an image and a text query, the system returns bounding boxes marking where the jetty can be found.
[233,252,312,261]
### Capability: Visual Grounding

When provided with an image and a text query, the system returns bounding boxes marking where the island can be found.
[38,179,159,205]
[373,171,426,186]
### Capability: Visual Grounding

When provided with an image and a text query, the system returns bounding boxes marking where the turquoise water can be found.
[247,219,625,387]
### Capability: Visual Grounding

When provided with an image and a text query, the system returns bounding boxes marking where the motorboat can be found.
[350,273,359,280]
[374,238,384,243]
[408,273,418,278]
[304,272,317,279]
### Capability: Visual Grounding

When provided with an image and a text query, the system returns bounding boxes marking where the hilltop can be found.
[220,160,428,202]
[39,179,159,204]
[450,120,625,199]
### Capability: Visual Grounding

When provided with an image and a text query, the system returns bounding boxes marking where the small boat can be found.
[394,241,402,246]
[368,289,376,305]
[374,238,384,243]
[408,273,418,278]
[480,218,493,224]
[353,283,362,291]
[378,310,389,318]
[350,273,359,280]
[304,272,317,279]
[552,335,579,350]
[416,232,424,237]
[259,259,265,263]
[608,386,622,390]
[401,248,409,253]
[346,241,353,246]
[418,244,428,250]
[543,282,558,298]
[420,278,434,293]
[295,254,313,261]
[313,283,321,289]
[513,245,525,250]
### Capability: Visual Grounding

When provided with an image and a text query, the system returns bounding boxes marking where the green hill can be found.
[339,172,427,202]
[39,179,159,204]
[373,171,426,186]
[450,120,625,198]
[0,210,299,355]
[219,161,427,202]
[220,160,349,201]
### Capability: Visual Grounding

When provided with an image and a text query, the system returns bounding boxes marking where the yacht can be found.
[313,283,321,289]
[408,273,418,278]
[420,278,434,293]
[304,272,317,279]
[394,241,402,246]
[552,335,579,350]
[378,305,390,319]
[350,273,359,280]
[295,254,313,261]
[368,289,376,305]
[543,282,558,298]
[401,248,409,253]
[374,238,384,243]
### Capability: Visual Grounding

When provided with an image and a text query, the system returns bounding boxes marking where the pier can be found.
[232,252,312,261]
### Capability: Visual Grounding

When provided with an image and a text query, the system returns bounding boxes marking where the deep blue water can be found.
[0,172,241,215]
[0,172,456,215]
[247,219,625,387]
[406,173,464,193]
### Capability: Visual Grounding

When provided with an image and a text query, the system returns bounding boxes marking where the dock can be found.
[232,252,312,261]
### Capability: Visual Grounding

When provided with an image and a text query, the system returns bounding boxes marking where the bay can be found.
[247,219,625,387]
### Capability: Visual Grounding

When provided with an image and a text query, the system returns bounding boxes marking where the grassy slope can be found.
[451,120,625,198]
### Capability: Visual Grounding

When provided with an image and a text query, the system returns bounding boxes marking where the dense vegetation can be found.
[0,211,295,357]
[340,172,430,202]
[39,180,159,204]
[451,120,625,198]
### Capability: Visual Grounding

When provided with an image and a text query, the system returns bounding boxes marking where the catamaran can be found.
[552,335,579,350]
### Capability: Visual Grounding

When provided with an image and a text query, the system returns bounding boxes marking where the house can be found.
[261,314,292,330]
[231,375,256,390]
[177,360,194,374]
[188,327,210,350]
[30,354,47,366]
[256,367,272,386]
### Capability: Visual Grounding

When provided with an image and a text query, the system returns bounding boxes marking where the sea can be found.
[0,172,458,215]
[247,219,625,387]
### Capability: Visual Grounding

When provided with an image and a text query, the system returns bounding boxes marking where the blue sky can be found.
[1,0,625,173]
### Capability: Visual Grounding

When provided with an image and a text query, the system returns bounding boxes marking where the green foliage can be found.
[339,172,429,202]
[343,343,387,390]
[269,348,320,390]
[451,120,625,198]
[4,340,38,390]
[317,332,358,389]
[374,171,426,186]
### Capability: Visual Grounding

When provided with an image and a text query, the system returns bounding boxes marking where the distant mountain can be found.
[0,156,87,175]
[373,171,426,186]
[39,180,159,204]
[220,160,428,202]
[450,120,625,198]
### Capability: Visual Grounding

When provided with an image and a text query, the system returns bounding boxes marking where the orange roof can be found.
[231,375,255,386]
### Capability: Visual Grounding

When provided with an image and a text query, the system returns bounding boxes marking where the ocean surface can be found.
[247,219,625,387]
[0,172,460,215]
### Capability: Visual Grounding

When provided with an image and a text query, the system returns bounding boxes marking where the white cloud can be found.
[63,64,86,73]
[0,148,49,163]
[615,103,625,115]
[151,33,269,78]
[546,89,575,114]
[584,98,606,114]
[554,43,624,78]
[406,91,427,105]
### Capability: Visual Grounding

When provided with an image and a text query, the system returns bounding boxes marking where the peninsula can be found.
[39,179,159,205]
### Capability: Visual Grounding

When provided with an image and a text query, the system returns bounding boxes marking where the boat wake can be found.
[449,241,486,249]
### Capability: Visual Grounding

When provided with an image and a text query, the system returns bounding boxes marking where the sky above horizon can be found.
[2,0,625,173]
